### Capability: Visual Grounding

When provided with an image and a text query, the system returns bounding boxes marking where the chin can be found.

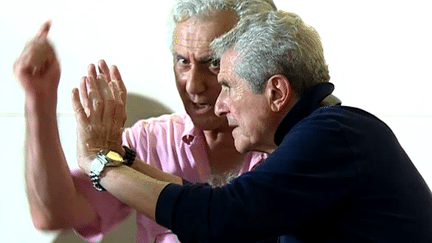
[233,139,249,154]
[192,115,228,131]
[234,145,249,154]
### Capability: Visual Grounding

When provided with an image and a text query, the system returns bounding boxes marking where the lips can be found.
[191,101,213,114]
[194,102,211,109]
[226,116,238,127]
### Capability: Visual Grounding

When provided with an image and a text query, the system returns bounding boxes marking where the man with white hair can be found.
[14,0,278,242]
[70,9,432,243]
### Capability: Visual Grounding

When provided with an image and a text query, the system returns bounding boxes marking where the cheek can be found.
[232,85,245,102]
[230,106,245,127]
[240,106,263,133]
[202,72,221,89]
[174,65,187,79]
[242,116,256,135]
[174,70,186,90]
[210,83,222,97]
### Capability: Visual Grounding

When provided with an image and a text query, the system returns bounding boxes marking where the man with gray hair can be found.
[14,0,278,242]
[69,9,432,243]
[209,10,432,241]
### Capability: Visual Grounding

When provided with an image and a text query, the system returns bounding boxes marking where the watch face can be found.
[106,151,123,162]
[91,157,105,174]
[91,150,123,176]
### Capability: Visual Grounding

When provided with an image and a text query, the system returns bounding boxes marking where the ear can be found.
[265,75,292,112]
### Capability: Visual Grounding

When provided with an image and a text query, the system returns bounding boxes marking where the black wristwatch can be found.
[90,150,123,191]
[122,145,136,167]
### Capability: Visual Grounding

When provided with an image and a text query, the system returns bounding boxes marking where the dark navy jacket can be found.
[156,83,432,242]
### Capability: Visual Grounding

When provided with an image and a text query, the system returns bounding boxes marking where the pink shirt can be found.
[73,112,267,242]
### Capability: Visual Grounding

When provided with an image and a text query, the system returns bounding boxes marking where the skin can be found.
[15,10,250,230]
[15,21,100,229]
[13,21,178,229]
[215,48,298,154]
[172,10,246,175]
[173,11,235,132]
[15,21,182,225]
[72,72,182,222]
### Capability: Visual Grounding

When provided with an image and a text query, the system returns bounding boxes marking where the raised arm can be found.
[14,21,98,230]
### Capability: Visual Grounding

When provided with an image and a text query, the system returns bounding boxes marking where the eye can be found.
[209,58,220,69]
[174,55,190,66]
[220,81,230,91]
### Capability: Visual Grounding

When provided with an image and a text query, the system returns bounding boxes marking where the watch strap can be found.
[122,145,136,166]
[90,150,122,192]
[90,171,106,191]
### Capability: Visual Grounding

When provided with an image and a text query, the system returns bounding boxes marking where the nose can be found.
[215,91,228,117]
[185,65,206,94]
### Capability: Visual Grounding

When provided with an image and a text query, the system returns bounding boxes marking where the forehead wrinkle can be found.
[173,36,211,50]
[173,12,236,55]
[220,50,236,77]
[173,22,213,50]
[218,64,229,82]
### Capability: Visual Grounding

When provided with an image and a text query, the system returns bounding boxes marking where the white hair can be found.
[212,10,330,94]
[168,0,277,52]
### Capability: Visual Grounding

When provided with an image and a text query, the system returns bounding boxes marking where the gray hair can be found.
[211,10,330,94]
[169,0,277,51]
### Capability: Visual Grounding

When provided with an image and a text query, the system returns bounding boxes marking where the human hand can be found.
[13,21,61,101]
[88,60,127,106]
[71,72,126,174]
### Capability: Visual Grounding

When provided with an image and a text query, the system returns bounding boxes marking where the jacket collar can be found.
[274,83,335,146]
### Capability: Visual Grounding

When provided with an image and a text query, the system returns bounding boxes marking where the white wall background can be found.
[1,0,431,242]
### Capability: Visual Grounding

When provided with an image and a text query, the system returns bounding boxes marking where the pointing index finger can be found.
[36,20,51,40]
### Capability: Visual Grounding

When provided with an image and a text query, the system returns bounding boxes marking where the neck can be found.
[203,128,246,177]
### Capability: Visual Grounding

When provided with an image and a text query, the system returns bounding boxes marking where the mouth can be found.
[194,102,211,108]
[226,116,238,128]
[191,102,213,114]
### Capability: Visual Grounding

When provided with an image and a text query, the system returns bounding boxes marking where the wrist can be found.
[25,95,58,116]
[89,150,123,191]
[25,88,58,103]
[119,146,126,158]
[78,155,94,176]
[122,146,136,167]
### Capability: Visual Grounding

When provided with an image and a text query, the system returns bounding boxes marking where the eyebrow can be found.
[218,79,230,87]
[173,53,217,64]
[198,55,217,63]
[172,53,184,60]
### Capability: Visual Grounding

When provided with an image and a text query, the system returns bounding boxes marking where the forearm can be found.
[129,157,183,184]
[98,164,173,221]
[25,98,97,230]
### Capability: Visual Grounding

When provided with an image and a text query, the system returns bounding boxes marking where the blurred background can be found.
[1,0,431,242]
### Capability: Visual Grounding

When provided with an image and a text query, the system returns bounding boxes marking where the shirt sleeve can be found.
[156,116,357,242]
[72,169,133,241]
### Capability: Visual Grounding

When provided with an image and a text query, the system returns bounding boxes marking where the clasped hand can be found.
[72,61,128,174]
[13,21,60,100]
[14,21,128,174]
